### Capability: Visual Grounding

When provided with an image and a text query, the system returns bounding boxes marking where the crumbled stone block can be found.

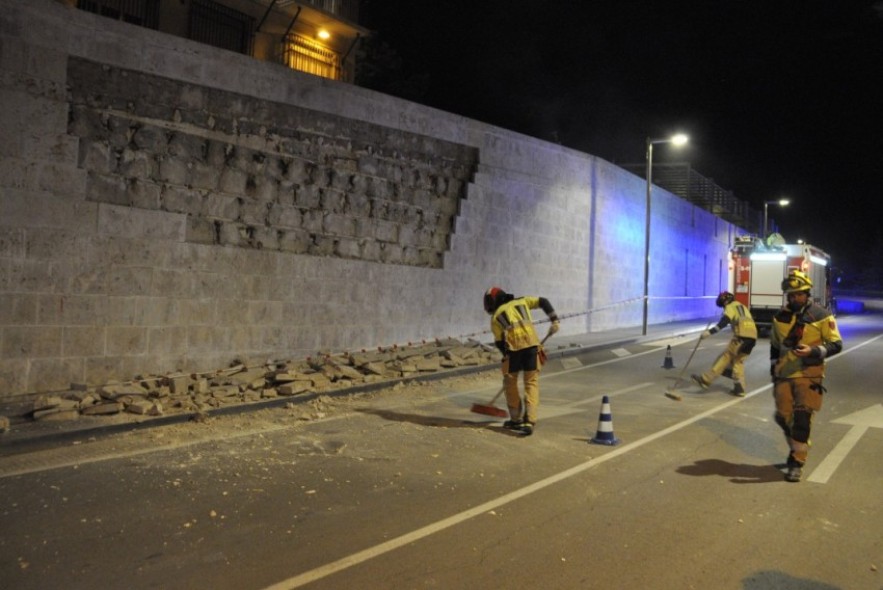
[99,383,149,400]
[211,386,239,399]
[33,395,64,411]
[416,357,441,372]
[34,408,80,421]
[126,400,163,415]
[0,416,10,433]
[81,401,124,415]
[77,393,100,409]
[277,381,311,396]
[167,375,192,394]
[361,362,385,376]
[309,373,332,389]
[272,372,301,383]
[334,364,365,381]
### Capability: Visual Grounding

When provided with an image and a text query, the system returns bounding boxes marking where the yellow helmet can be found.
[781,269,812,293]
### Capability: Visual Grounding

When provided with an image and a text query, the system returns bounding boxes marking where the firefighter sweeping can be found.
[481,287,559,436]
[690,291,758,396]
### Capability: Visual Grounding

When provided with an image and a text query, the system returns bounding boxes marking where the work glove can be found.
[548,320,560,336]
[770,362,777,380]
[700,330,711,340]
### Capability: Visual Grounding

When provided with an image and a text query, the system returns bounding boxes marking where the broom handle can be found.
[673,320,714,386]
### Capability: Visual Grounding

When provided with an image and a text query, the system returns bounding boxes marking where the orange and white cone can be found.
[590,395,620,445]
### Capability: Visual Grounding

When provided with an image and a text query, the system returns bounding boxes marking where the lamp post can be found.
[762,198,791,239]
[642,133,688,336]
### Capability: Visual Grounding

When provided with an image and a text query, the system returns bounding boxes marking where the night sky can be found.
[358,1,883,284]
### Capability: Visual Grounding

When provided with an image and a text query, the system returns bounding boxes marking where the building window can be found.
[282,33,341,81]
[301,0,359,23]
[188,0,255,56]
[76,0,159,29]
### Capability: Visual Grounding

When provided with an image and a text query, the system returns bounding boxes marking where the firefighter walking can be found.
[483,287,559,436]
[691,291,758,396]
[770,270,843,482]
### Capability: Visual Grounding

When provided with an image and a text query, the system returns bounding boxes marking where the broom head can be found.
[470,403,508,418]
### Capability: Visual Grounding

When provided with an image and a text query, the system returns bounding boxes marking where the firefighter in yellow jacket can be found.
[691,291,758,396]
[771,269,842,482]
[484,287,559,436]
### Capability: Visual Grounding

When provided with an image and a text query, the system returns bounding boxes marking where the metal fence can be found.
[621,162,763,234]
[188,0,255,56]
[281,32,342,80]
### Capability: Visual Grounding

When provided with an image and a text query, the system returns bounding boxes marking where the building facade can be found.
[63,0,365,82]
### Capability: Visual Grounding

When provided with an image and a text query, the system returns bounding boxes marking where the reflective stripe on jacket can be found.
[490,296,544,353]
[719,301,758,340]
[771,303,843,378]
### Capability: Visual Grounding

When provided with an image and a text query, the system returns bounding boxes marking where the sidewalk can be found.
[0,320,708,453]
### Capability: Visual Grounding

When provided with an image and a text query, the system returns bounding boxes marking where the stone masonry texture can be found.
[0,0,738,399]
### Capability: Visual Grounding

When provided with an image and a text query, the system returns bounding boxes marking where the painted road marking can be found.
[807,404,883,484]
[261,332,883,589]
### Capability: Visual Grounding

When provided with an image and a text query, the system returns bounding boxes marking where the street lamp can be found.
[763,198,790,239]
[642,133,688,336]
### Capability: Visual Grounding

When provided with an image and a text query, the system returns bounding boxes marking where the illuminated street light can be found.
[642,134,689,336]
[763,198,791,239]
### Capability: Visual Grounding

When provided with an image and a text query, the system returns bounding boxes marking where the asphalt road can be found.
[1,314,881,590]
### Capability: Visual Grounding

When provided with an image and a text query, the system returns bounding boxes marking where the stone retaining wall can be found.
[0,0,738,398]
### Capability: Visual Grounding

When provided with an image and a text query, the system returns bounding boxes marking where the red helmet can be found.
[715,291,734,307]
[483,287,505,314]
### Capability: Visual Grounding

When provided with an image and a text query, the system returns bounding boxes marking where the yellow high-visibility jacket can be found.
[490,296,553,354]
[771,303,842,378]
[710,300,758,340]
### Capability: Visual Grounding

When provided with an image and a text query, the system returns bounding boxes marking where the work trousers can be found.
[700,337,752,389]
[502,346,540,423]
[773,376,824,465]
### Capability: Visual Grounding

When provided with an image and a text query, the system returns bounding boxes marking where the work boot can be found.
[519,422,535,436]
[785,463,803,482]
[691,374,709,390]
[722,367,734,379]
[730,383,746,397]
[503,419,524,430]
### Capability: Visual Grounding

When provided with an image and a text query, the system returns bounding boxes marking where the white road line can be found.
[806,425,866,484]
[262,331,882,589]
[804,333,883,483]
[262,394,750,590]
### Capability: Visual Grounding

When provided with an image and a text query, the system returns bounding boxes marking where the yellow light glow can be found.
[671,134,689,146]
[317,29,330,40]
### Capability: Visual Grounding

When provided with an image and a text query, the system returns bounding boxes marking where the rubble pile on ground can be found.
[15,338,500,425]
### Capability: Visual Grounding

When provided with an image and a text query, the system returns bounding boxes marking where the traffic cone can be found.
[662,345,675,369]
[590,395,620,445]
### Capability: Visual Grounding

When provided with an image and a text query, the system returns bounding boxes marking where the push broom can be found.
[664,321,712,401]
[470,386,508,418]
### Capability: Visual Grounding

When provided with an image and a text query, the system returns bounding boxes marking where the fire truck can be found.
[728,235,834,332]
